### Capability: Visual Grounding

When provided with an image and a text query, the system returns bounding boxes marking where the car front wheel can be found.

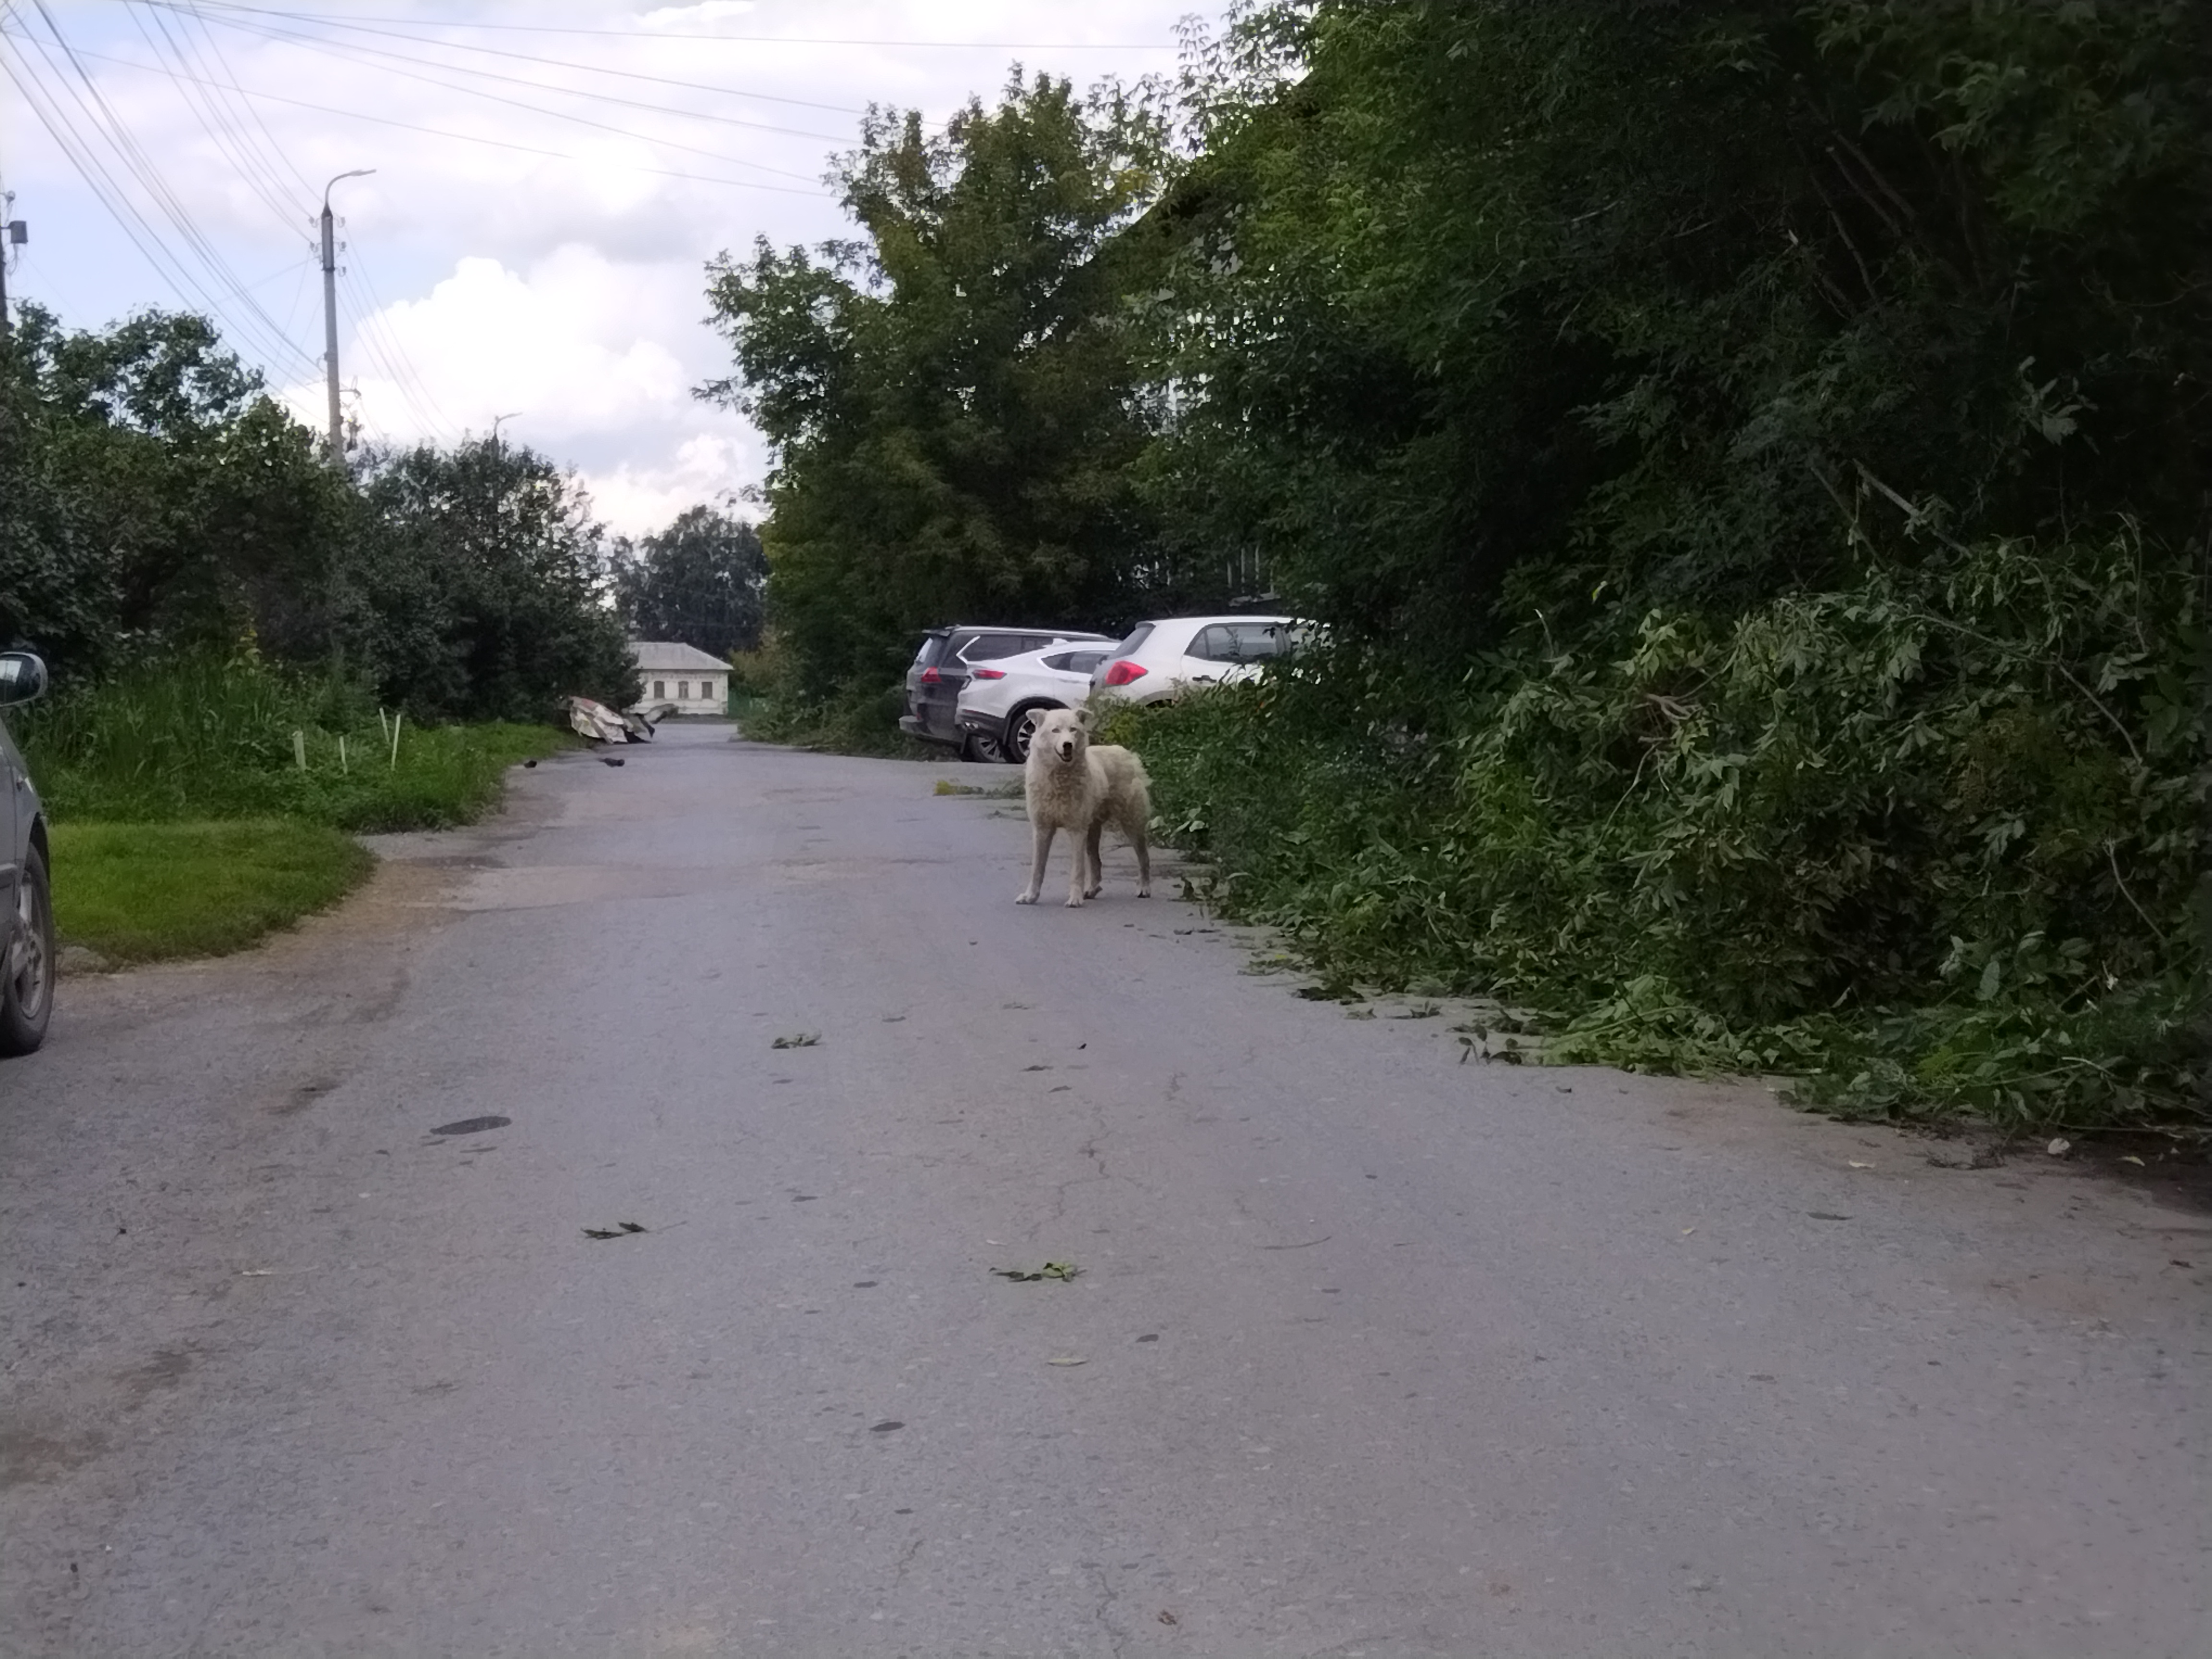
[1,843,55,1056]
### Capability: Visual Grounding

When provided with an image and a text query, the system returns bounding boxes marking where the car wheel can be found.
[1004,703,1059,765]
[960,732,1003,763]
[0,843,55,1057]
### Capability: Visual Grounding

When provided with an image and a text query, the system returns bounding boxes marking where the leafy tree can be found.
[343,438,638,721]
[0,302,350,672]
[613,505,767,658]
[1117,0,2210,1122]
[701,72,1173,704]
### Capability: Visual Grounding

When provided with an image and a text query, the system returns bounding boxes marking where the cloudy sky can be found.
[0,1,1198,534]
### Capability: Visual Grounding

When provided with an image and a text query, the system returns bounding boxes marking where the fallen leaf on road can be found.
[2119,1154,2146,1166]
[1681,1226,1696,1236]
[240,1269,274,1276]
[2046,1137,2072,1157]
[933,780,985,796]
[771,1032,821,1049]
[1847,1160,1874,1169]
[1047,1356,1087,1367]
[993,1261,1080,1282]
[1807,1212,1852,1221]
[583,1222,650,1241]
[1158,1611,1179,1625]
[431,1116,512,1136]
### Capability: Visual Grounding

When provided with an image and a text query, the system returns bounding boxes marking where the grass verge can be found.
[50,820,375,964]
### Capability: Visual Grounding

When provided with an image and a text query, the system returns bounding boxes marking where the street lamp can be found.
[321,169,375,464]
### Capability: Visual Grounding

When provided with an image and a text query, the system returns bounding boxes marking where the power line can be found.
[139,0,873,118]
[33,38,835,197]
[125,1,301,231]
[0,23,306,373]
[181,7,858,157]
[177,3,1175,50]
[7,3,314,371]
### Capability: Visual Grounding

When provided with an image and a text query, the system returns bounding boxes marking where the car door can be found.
[0,719,21,929]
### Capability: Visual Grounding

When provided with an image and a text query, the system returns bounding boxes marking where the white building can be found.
[630,641,729,717]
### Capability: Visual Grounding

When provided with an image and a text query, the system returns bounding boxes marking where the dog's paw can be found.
[1015,890,1038,905]
[1064,894,1086,908]
[1136,883,1152,898]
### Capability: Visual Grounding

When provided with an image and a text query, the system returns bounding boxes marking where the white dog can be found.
[1016,707,1153,908]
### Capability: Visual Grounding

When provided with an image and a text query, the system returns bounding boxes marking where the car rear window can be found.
[1230,620,1292,659]
[1186,624,1241,663]
[959,633,1027,662]
[912,634,948,667]
[1104,624,1154,661]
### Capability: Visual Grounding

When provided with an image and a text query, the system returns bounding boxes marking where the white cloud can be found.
[7,1,1196,536]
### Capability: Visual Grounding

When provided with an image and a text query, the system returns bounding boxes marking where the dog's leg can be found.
[1131,813,1152,898]
[1082,819,1106,899]
[1017,821,1053,905]
[1066,818,1092,907]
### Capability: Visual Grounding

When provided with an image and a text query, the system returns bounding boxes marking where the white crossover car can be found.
[1088,615,1307,707]
[954,642,1116,763]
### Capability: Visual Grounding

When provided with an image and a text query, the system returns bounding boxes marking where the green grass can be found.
[21,669,574,831]
[16,656,578,965]
[49,820,375,964]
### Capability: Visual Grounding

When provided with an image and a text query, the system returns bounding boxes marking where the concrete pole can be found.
[320,170,374,467]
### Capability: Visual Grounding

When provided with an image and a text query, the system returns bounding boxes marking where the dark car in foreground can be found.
[901,625,1114,759]
[1,651,55,1056]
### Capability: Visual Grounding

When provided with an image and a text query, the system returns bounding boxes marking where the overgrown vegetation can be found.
[1099,0,2209,1130]
[15,654,571,832]
[716,0,2208,1130]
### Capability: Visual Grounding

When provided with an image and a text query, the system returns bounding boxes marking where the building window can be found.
[653,680,665,698]
[678,680,690,700]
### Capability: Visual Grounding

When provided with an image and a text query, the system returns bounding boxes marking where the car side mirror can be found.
[0,652,48,708]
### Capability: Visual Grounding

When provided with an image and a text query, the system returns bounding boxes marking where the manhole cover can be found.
[431,1116,511,1136]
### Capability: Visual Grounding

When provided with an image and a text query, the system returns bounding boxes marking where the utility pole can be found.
[320,169,374,466]
[0,192,24,338]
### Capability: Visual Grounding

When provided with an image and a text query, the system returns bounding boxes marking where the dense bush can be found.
[15,653,570,832]
[1079,0,2210,1128]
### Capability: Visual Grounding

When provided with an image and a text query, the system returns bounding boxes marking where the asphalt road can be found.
[3,724,2206,1659]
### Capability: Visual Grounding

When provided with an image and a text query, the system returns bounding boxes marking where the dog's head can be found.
[1032,705,1093,766]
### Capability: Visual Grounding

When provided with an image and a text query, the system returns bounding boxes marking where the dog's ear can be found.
[1074,705,1094,730]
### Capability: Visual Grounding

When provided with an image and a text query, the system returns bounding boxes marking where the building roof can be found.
[629,640,729,673]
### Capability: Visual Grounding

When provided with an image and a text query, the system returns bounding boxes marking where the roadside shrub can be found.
[1121,527,2207,1131]
[15,652,570,831]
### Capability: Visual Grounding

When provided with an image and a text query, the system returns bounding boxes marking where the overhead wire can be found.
[0,18,286,364]
[33,36,839,211]
[178,7,858,161]
[141,0,872,118]
[6,2,315,372]
[178,4,1176,51]
[153,0,456,442]
[126,0,300,232]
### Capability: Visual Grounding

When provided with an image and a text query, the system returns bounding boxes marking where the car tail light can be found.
[920,666,941,685]
[970,667,1006,680]
[1102,661,1148,687]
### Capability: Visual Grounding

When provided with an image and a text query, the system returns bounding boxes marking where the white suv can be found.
[1089,615,1305,707]
[954,642,1115,763]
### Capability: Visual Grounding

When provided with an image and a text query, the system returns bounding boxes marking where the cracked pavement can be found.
[2,723,2207,1657]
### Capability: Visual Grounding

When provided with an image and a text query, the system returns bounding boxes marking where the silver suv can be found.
[1,651,55,1056]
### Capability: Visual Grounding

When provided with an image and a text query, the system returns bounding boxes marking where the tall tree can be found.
[343,439,638,720]
[701,72,1171,702]
[613,505,767,658]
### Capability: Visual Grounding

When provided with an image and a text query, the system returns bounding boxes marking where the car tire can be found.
[960,732,1003,764]
[1,843,55,1057]
[1003,702,1060,765]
